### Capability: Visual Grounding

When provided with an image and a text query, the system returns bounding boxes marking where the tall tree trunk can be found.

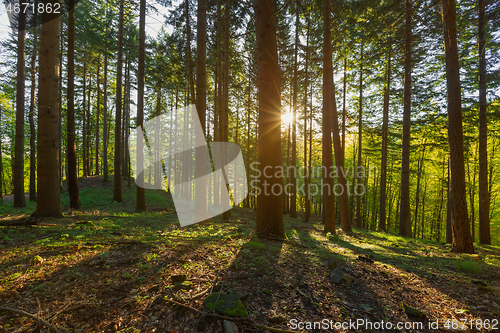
[14,9,26,208]
[442,0,474,253]
[290,0,299,218]
[67,0,80,209]
[186,0,195,104]
[87,74,92,175]
[136,0,146,210]
[113,0,124,202]
[304,17,310,222]
[95,56,101,176]
[322,0,336,234]
[195,0,207,219]
[29,16,37,202]
[221,0,231,220]
[356,42,363,228]
[255,0,284,238]
[0,107,3,203]
[82,59,87,178]
[103,11,109,182]
[478,0,491,244]
[58,21,64,191]
[32,5,62,217]
[399,0,412,237]
[342,58,347,154]
[446,157,452,243]
[379,45,392,231]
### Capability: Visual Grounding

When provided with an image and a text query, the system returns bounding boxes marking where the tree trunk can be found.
[379,45,392,231]
[303,17,310,222]
[290,0,299,218]
[113,0,124,202]
[186,0,195,104]
[67,0,80,209]
[29,16,37,203]
[222,0,231,220]
[255,0,284,238]
[32,5,62,217]
[322,0,336,234]
[356,42,363,228]
[95,56,101,176]
[399,0,412,237]
[442,0,474,253]
[0,107,3,203]
[478,0,491,244]
[82,59,87,178]
[14,9,26,208]
[103,9,109,182]
[342,58,347,154]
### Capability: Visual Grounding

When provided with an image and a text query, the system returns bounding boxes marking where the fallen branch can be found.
[166,298,297,333]
[0,306,65,333]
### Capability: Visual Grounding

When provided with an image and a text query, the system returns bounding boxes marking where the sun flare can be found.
[281,112,293,125]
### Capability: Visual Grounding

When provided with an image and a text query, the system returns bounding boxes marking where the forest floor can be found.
[0,176,499,333]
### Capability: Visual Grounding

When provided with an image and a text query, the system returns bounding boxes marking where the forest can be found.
[0,0,500,332]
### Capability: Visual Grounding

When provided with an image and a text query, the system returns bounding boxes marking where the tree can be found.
[442,0,474,253]
[379,44,392,231]
[399,0,412,237]
[67,0,80,209]
[29,13,37,203]
[32,3,63,218]
[289,0,299,218]
[136,0,146,211]
[255,0,284,238]
[14,9,26,208]
[478,0,491,245]
[322,0,336,234]
[113,0,124,202]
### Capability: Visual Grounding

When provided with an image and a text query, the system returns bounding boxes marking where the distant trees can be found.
[255,0,284,238]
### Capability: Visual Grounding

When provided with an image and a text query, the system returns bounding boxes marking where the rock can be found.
[174,281,193,290]
[269,315,287,324]
[223,320,238,333]
[204,293,248,318]
[402,303,425,318]
[330,269,354,285]
[171,274,187,282]
[228,289,249,302]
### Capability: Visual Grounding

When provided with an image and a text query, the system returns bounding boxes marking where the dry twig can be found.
[0,306,65,333]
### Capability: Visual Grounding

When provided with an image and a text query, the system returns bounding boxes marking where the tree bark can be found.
[29,15,37,203]
[103,9,109,182]
[478,0,491,244]
[399,0,412,237]
[32,4,62,217]
[290,0,299,218]
[113,0,124,202]
[356,42,363,228]
[95,56,101,176]
[442,0,474,253]
[67,0,80,209]
[322,0,336,234]
[222,0,231,220]
[255,0,284,238]
[379,45,391,232]
[136,0,146,210]
[303,17,310,222]
[14,9,26,208]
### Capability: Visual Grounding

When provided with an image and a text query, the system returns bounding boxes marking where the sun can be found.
[282,111,293,125]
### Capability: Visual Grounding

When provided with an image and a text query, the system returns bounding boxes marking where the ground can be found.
[0,176,499,332]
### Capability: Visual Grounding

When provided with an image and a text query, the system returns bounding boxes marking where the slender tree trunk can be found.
[29,17,37,202]
[342,58,347,154]
[32,5,62,217]
[255,0,284,238]
[113,0,124,202]
[14,9,26,208]
[95,56,101,176]
[87,74,92,175]
[323,0,336,233]
[442,0,474,253]
[399,0,412,237]
[446,157,452,243]
[136,0,146,210]
[478,0,491,244]
[103,10,109,182]
[356,42,363,228]
[82,59,87,178]
[379,45,392,231]
[221,0,231,220]
[67,0,80,209]
[58,21,64,191]
[0,107,3,203]
[290,0,299,218]
[304,18,310,222]
[186,0,195,104]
